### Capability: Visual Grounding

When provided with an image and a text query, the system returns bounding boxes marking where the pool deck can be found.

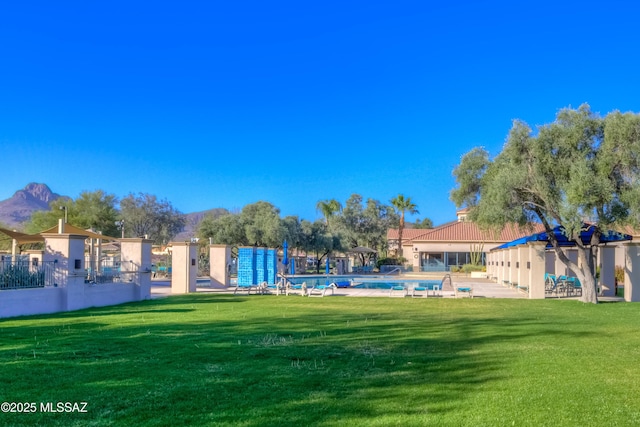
[151,276,537,299]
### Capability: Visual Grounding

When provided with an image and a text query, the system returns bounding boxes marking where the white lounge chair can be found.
[308,283,336,297]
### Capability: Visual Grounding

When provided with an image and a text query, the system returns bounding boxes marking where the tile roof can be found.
[388,221,546,243]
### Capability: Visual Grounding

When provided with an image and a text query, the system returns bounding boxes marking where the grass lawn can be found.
[1,294,639,426]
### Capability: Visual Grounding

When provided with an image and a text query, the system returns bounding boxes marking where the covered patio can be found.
[486,224,636,301]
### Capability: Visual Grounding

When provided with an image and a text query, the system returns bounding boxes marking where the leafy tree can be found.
[414,218,434,229]
[25,190,118,236]
[282,215,303,253]
[316,199,342,228]
[299,219,340,273]
[197,213,246,246]
[451,104,640,304]
[240,201,285,247]
[119,193,185,244]
[336,194,397,266]
[390,194,419,258]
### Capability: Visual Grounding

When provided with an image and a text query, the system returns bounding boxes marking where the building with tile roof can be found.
[387,209,545,272]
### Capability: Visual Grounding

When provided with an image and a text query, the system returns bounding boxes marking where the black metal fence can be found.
[0,259,58,290]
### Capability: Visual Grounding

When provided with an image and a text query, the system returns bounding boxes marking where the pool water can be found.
[287,276,441,290]
[351,280,441,290]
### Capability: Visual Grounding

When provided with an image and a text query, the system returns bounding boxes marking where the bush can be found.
[461,264,486,273]
[615,265,624,284]
[376,257,401,269]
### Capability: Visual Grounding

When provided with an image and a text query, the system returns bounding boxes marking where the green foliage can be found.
[25,190,119,236]
[337,194,398,263]
[615,265,625,284]
[316,199,342,227]
[461,263,486,273]
[414,217,433,229]
[376,257,401,268]
[240,201,285,247]
[120,193,185,244]
[198,213,246,245]
[390,194,419,258]
[469,243,484,266]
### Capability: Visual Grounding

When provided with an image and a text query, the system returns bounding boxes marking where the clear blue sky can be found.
[2,1,639,226]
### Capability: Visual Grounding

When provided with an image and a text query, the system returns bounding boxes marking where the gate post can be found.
[209,244,231,288]
[120,238,153,300]
[171,242,197,294]
[41,232,86,310]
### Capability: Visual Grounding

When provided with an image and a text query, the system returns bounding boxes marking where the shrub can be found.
[615,265,625,284]
[461,264,485,273]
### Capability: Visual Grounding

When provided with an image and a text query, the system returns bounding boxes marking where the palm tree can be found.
[316,199,342,229]
[390,194,419,259]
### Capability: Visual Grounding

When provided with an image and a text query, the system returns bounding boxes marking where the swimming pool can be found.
[287,275,368,288]
[351,280,441,290]
[286,276,441,290]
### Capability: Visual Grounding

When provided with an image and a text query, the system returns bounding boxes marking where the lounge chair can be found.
[454,283,473,298]
[564,276,582,297]
[411,284,428,298]
[234,282,261,295]
[263,280,284,295]
[545,274,563,297]
[308,283,337,297]
[390,284,407,297]
[286,281,308,296]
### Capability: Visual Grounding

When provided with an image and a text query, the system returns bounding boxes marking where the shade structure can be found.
[290,257,296,275]
[326,256,330,274]
[0,227,44,244]
[492,224,632,251]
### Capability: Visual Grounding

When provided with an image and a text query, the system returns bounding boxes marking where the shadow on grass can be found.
[0,294,602,426]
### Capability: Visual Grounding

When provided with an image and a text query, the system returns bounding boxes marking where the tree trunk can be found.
[553,246,598,304]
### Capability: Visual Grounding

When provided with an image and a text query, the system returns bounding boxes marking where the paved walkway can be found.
[151,277,531,299]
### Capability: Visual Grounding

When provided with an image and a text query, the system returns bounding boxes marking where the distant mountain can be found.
[0,183,64,230]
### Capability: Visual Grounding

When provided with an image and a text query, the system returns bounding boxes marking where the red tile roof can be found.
[388,221,546,243]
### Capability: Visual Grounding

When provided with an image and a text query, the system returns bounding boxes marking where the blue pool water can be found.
[286,276,441,290]
[351,280,441,290]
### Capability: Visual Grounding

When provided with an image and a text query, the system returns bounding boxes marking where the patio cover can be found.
[0,227,45,244]
[39,223,120,241]
[492,224,632,251]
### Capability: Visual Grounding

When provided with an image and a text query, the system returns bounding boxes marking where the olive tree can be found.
[119,193,185,244]
[451,104,640,303]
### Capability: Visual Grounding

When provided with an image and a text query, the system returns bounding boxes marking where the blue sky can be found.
[1,1,639,227]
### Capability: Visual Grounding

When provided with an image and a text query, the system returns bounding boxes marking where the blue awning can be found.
[492,224,632,251]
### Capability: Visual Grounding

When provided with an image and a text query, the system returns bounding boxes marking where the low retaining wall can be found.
[0,279,151,319]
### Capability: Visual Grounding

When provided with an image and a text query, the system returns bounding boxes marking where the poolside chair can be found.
[308,283,337,297]
[389,284,407,297]
[411,282,441,298]
[411,284,428,298]
[263,280,284,295]
[454,283,473,298]
[564,276,582,297]
[285,281,308,296]
[545,274,563,297]
[234,282,260,295]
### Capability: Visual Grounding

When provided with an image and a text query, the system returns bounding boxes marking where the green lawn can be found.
[1,295,639,426]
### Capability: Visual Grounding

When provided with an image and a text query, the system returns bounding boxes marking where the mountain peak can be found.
[15,183,56,204]
[0,183,63,229]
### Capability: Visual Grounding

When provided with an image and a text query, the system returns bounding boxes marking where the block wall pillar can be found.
[171,242,198,294]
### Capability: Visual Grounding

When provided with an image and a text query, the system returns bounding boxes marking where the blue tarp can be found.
[493,224,632,251]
